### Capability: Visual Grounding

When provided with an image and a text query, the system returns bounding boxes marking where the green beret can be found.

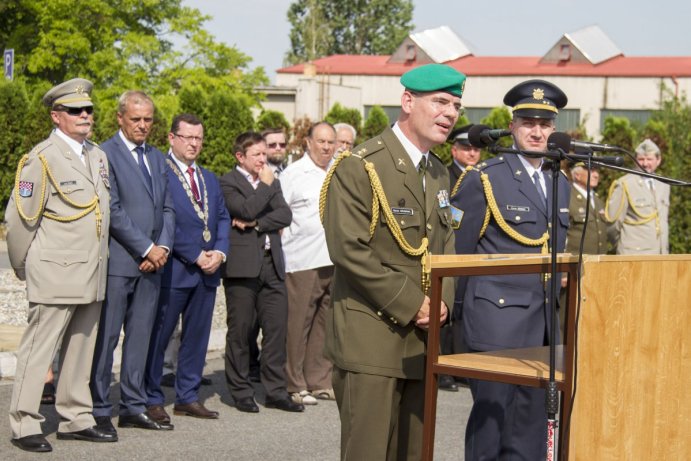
[43,78,94,108]
[400,64,466,98]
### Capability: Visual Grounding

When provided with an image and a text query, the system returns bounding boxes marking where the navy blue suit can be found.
[451,153,569,460]
[91,133,175,418]
[145,158,230,405]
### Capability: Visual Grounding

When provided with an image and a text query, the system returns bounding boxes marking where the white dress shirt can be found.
[280,153,333,273]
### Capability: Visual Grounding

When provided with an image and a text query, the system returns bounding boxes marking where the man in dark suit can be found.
[144,114,230,422]
[91,91,175,434]
[447,124,480,191]
[451,80,570,460]
[322,64,463,460]
[220,131,304,413]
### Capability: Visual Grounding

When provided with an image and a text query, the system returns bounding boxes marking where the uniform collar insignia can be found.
[398,158,406,167]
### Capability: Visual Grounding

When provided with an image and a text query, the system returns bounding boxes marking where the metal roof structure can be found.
[562,25,623,64]
[408,26,472,63]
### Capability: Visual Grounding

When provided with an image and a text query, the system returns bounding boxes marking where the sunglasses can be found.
[56,106,94,116]
[267,142,287,149]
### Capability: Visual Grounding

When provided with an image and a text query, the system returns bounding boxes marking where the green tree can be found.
[286,0,414,65]
[0,81,30,221]
[257,110,291,133]
[362,105,389,141]
[324,103,362,134]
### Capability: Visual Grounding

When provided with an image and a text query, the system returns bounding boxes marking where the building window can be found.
[556,109,581,132]
[600,109,652,130]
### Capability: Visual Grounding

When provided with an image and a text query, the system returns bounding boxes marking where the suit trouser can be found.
[465,378,547,461]
[90,273,160,417]
[146,283,216,405]
[9,302,101,438]
[224,253,288,400]
[332,366,424,461]
[284,266,334,393]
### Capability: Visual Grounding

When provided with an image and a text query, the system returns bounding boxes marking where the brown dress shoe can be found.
[173,401,219,419]
[146,405,171,424]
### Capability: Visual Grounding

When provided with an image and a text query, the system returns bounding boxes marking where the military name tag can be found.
[392,207,414,216]
[60,180,77,187]
[506,205,530,212]
[560,208,569,213]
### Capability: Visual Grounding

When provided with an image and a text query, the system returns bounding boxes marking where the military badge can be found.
[437,190,450,208]
[99,159,110,188]
[533,88,545,100]
[449,205,464,229]
[19,181,34,197]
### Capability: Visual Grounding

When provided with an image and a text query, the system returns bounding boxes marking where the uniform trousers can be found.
[333,366,424,461]
[284,266,334,393]
[9,302,101,438]
[146,283,216,405]
[224,253,288,400]
[465,378,547,461]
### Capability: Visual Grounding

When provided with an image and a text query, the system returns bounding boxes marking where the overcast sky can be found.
[183,0,691,82]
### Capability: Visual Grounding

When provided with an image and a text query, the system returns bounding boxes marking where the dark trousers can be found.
[224,253,288,400]
[145,283,216,405]
[465,378,547,461]
[90,273,160,417]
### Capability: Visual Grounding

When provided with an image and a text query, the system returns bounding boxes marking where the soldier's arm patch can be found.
[449,205,464,229]
[18,181,33,197]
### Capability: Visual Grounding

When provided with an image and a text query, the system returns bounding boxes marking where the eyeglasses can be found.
[267,142,287,149]
[409,91,464,116]
[174,133,204,144]
[55,106,94,116]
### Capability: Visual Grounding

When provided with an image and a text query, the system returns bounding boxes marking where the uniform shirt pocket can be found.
[474,279,532,309]
[501,205,537,226]
[54,179,85,195]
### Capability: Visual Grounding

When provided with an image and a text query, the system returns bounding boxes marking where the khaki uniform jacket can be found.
[566,184,610,254]
[607,173,669,254]
[5,132,110,304]
[322,127,455,380]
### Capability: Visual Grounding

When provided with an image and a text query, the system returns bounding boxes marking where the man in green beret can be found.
[321,63,464,460]
[6,78,114,452]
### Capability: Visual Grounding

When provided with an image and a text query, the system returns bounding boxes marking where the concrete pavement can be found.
[0,353,470,460]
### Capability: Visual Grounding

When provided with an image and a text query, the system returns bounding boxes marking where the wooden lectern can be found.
[422,254,690,460]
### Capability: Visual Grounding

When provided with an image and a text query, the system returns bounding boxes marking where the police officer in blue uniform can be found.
[451,79,570,460]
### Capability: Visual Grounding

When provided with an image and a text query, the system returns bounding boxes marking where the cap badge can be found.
[532,88,544,100]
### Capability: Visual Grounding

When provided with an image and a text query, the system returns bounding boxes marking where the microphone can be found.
[468,124,512,148]
[547,132,625,166]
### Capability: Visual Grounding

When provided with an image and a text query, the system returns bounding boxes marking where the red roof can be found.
[278,54,691,78]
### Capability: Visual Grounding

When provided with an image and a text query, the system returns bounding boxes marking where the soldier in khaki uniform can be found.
[321,64,464,460]
[6,79,114,452]
[565,162,610,254]
[606,139,670,254]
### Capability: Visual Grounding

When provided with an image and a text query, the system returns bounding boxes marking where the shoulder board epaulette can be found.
[25,138,53,158]
[350,136,385,159]
[476,155,505,170]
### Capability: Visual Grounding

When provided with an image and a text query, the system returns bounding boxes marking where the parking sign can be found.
[4,49,14,80]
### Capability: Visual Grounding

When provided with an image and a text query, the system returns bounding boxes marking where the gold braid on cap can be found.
[604,180,660,235]
[453,165,549,253]
[320,150,431,293]
[13,153,102,237]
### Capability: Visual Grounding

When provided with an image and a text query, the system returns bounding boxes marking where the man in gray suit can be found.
[90,91,175,434]
[606,138,670,254]
[6,78,114,452]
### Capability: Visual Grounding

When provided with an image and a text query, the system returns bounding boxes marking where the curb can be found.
[0,327,227,380]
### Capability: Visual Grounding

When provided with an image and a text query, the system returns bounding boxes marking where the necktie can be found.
[532,171,547,208]
[135,146,153,192]
[187,166,201,206]
[418,156,427,190]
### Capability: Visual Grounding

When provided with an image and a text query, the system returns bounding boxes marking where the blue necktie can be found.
[533,171,547,208]
[135,146,153,192]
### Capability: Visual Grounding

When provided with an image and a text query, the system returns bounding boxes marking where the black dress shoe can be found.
[234,396,259,413]
[11,434,52,452]
[118,412,174,431]
[439,375,459,392]
[160,373,176,388]
[57,426,118,443]
[200,376,213,386]
[265,395,305,412]
[94,416,117,436]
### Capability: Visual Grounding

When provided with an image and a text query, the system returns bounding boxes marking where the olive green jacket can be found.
[322,127,455,380]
